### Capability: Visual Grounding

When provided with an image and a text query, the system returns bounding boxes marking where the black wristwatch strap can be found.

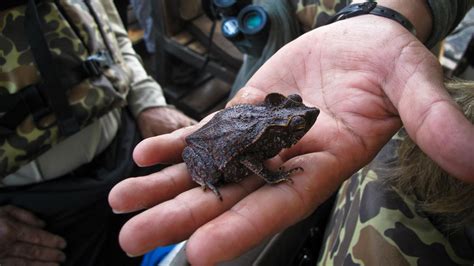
[326,2,417,36]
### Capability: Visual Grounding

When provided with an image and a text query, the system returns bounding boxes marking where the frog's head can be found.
[265,93,319,146]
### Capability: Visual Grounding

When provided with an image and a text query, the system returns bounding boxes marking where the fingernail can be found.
[127,253,139,258]
[112,209,126,214]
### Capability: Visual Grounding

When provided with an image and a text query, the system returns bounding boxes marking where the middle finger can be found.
[109,163,197,213]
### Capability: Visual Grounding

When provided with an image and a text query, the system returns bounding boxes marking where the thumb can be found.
[386,45,474,182]
[226,86,268,107]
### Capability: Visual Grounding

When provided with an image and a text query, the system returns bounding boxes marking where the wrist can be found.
[351,0,432,43]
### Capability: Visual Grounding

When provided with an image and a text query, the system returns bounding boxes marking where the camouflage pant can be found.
[317,138,474,266]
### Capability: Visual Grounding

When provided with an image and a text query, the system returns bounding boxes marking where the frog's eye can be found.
[265,93,287,106]
[288,94,302,103]
[289,116,306,131]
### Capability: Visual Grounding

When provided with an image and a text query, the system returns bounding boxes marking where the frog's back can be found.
[185,104,272,170]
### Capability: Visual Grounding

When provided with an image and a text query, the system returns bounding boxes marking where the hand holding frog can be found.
[109,13,474,265]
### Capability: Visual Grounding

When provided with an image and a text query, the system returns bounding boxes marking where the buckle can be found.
[82,50,114,77]
[327,2,377,24]
[326,2,416,37]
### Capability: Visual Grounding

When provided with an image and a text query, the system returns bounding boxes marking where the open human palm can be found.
[109,16,473,265]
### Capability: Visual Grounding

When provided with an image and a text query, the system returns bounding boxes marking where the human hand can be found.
[109,15,474,264]
[137,107,197,138]
[0,205,67,265]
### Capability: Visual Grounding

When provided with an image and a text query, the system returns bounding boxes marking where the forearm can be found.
[351,0,432,43]
[102,0,168,117]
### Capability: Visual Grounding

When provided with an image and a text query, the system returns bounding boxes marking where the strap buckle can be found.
[82,50,114,77]
[326,1,416,36]
[327,2,377,24]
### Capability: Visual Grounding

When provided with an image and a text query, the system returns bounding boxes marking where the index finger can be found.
[133,126,193,166]
[133,113,218,167]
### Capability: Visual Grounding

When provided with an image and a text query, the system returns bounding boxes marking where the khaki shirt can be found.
[1,0,166,186]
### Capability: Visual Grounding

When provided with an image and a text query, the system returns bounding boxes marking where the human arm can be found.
[108,2,474,265]
[0,205,66,265]
[136,107,196,138]
[102,0,196,137]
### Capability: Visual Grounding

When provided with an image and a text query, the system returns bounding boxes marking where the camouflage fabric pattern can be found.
[0,0,132,177]
[290,0,350,32]
[317,132,474,265]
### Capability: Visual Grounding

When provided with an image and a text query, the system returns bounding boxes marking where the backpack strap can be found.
[0,48,114,135]
[0,0,115,138]
[0,94,23,135]
[0,0,117,136]
[25,0,80,137]
[0,85,50,136]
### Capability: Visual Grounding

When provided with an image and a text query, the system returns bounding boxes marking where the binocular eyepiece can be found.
[205,0,270,57]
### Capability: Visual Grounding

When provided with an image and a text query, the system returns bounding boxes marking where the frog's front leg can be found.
[240,157,302,184]
[182,146,223,200]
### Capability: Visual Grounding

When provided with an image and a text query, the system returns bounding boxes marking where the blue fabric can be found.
[140,245,176,266]
[130,0,155,53]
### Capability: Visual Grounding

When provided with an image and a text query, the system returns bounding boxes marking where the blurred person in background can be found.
[0,0,194,265]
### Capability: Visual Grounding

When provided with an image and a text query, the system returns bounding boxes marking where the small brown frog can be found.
[182,93,319,200]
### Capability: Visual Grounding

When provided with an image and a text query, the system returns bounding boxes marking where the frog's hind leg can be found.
[182,146,223,200]
[241,159,303,184]
[203,181,222,200]
[197,180,222,201]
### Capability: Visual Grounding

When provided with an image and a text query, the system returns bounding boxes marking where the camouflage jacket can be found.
[1,0,167,185]
[317,134,474,265]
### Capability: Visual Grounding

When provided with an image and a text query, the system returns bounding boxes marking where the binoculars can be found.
[204,0,270,57]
